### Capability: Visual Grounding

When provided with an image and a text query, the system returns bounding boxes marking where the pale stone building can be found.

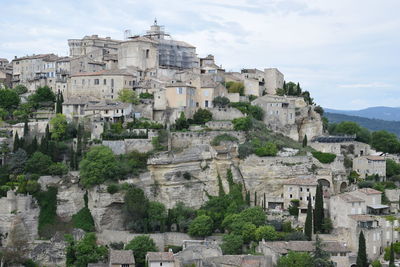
[67,69,137,100]
[109,249,135,267]
[196,81,228,108]
[241,68,265,96]
[311,135,370,157]
[146,252,175,267]
[68,35,120,58]
[282,177,318,210]
[199,54,224,74]
[353,156,386,179]
[264,68,284,95]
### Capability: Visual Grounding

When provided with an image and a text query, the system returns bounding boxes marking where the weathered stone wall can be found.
[170,131,245,149]
[102,138,154,155]
[205,121,233,130]
[56,184,85,221]
[97,230,195,251]
[209,107,244,121]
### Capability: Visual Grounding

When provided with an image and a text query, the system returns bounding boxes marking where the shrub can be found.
[254,142,278,157]
[183,172,191,180]
[125,235,157,267]
[232,117,252,131]
[139,92,154,99]
[312,151,336,164]
[221,234,243,254]
[255,225,278,241]
[72,207,95,232]
[48,162,69,176]
[284,231,308,241]
[213,96,230,107]
[107,184,119,194]
[225,81,244,96]
[35,187,58,238]
[188,215,213,237]
[193,108,213,125]
[25,152,53,175]
[211,134,238,146]
[238,142,254,159]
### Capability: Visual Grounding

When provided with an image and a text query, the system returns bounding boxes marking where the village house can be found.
[67,69,137,100]
[241,68,265,97]
[199,54,224,74]
[282,177,318,210]
[352,155,386,179]
[264,68,284,95]
[257,240,352,267]
[146,252,175,267]
[311,135,370,157]
[68,34,120,59]
[109,250,135,267]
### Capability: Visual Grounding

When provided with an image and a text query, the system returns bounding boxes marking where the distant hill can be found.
[325,106,400,121]
[325,112,400,136]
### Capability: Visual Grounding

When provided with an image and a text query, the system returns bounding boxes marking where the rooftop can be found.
[338,193,365,203]
[358,188,382,195]
[261,241,351,254]
[283,178,318,186]
[146,252,174,262]
[313,135,356,143]
[71,69,135,77]
[12,53,58,61]
[166,81,195,88]
[109,250,135,264]
[85,100,132,111]
[365,156,386,161]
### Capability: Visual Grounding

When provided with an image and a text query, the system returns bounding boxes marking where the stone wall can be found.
[209,107,244,121]
[170,131,245,149]
[56,184,85,221]
[102,137,155,155]
[97,230,195,251]
[205,121,233,130]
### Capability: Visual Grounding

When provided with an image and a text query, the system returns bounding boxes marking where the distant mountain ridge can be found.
[324,106,400,121]
[325,112,400,136]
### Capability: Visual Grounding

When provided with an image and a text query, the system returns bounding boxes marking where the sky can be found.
[1,0,399,110]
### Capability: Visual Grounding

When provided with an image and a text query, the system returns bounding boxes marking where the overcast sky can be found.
[1,0,399,110]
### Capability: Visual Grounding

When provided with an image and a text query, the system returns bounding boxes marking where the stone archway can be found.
[318,178,330,188]
[340,182,347,193]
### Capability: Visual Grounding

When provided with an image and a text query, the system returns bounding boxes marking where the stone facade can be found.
[353,155,386,179]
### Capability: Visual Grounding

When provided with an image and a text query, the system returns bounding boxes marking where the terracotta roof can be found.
[262,241,351,254]
[338,193,365,203]
[283,178,318,186]
[348,214,377,221]
[109,250,135,264]
[358,188,382,195]
[146,252,174,262]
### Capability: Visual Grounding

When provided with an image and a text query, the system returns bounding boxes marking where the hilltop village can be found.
[0,21,400,267]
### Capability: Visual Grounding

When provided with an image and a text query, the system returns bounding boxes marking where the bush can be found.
[188,215,213,237]
[238,142,254,159]
[72,207,95,232]
[183,172,191,180]
[25,152,53,175]
[127,118,163,129]
[288,199,300,216]
[312,151,336,164]
[255,225,278,241]
[284,231,308,241]
[14,84,28,95]
[254,142,278,157]
[192,108,213,125]
[125,235,157,267]
[225,81,244,96]
[174,112,189,131]
[35,187,58,238]
[139,92,154,99]
[48,162,68,176]
[211,134,238,146]
[213,96,230,107]
[107,184,119,194]
[232,117,252,131]
[221,234,243,254]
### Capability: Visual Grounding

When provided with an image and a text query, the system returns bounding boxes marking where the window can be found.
[340,252,347,256]
[300,187,303,192]
[306,188,309,192]
[300,197,303,201]
[94,79,99,85]
[205,100,209,107]
[103,79,107,85]
[146,49,150,58]
[204,90,209,96]
[122,265,129,267]
[111,79,114,87]
[177,87,183,94]
[289,194,292,199]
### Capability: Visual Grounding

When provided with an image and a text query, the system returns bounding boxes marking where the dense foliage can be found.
[65,233,108,267]
[212,96,230,107]
[125,235,157,267]
[192,108,213,125]
[211,134,238,146]
[229,102,264,120]
[312,151,336,164]
[225,81,244,96]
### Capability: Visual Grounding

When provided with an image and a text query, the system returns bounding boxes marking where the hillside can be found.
[325,106,400,121]
[325,112,400,136]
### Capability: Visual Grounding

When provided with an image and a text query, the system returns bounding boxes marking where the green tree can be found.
[371,259,382,267]
[123,187,149,232]
[79,146,118,188]
[277,251,314,267]
[288,199,300,217]
[387,159,400,178]
[304,194,313,241]
[239,206,266,227]
[331,121,371,144]
[221,234,243,254]
[174,112,189,130]
[29,86,55,104]
[192,108,212,125]
[254,142,278,157]
[148,201,167,232]
[125,235,157,267]
[232,117,252,131]
[55,92,62,114]
[50,114,68,140]
[389,243,395,267]
[371,130,400,153]
[356,231,368,267]
[25,151,53,175]
[117,88,139,104]
[212,96,230,107]
[241,222,256,243]
[225,81,244,96]
[13,84,28,95]
[303,135,308,147]
[313,234,334,266]
[255,225,278,241]
[65,233,107,267]
[48,162,68,176]
[0,88,20,110]
[314,184,324,234]
[188,215,213,237]
[13,132,20,152]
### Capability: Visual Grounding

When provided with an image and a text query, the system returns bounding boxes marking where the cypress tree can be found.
[263,193,266,211]
[304,193,313,241]
[245,191,250,206]
[13,132,20,152]
[31,136,38,154]
[45,124,51,140]
[217,174,225,197]
[39,136,48,155]
[69,148,75,170]
[356,231,368,267]
[314,183,324,234]
[389,243,395,267]
[302,134,308,147]
[254,191,257,206]
[55,93,62,114]
[23,120,29,137]
[60,92,64,103]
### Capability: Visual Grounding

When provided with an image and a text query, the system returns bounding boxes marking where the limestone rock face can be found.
[296,107,324,141]
[56,184,85,221]
[88,187,125,231]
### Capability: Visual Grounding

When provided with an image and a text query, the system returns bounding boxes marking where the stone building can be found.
[352,156,386,179]
[257,240,351,267]
[200,54,224,74]
[68,35,120,59]
[264,68,284,95]
[109,249,135,267]
[67,69,137,100]
[311,135,370,157]
[241,68,266,96]
[146,252,175,267]
[282,177,318,210]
